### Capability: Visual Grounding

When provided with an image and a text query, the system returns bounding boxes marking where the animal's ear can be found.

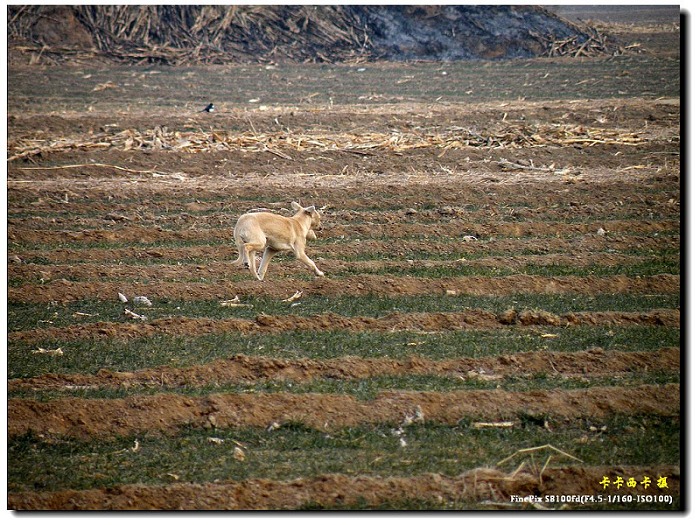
[304,205,316,214]
[291,202,302,211]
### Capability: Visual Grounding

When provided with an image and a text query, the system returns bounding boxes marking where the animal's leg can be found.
[233,241,247,267]
[257,247,278,280]
[244,242,265,280]
[294,248,324,277]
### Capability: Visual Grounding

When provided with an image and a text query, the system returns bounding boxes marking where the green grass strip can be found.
[7,414,680,493]
[11,370,680,403]
[8,326,681,379]
[6,293,681,332]
[340,260,679,279]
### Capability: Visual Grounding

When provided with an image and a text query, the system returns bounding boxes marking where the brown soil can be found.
[9,465,681,510]
[9,347,680,392]
[8,307,680,346]
[6,19,681,509]
[8,384,680,439]
[8,274,680,304]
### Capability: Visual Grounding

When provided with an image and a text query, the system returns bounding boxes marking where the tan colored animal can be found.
[233,202,324,280]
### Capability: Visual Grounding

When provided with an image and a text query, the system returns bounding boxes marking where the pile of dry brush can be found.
[8,5,627,65]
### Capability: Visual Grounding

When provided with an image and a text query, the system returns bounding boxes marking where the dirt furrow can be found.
[5,95,679,125]
[6,199,680,231]
[7,174,677,207]
[8,384,680,438]
[9,234,679,266]
[7,274,681,303]
[8,309,680,345]
[7,219,679,246]
[8,252,679,285]
[7,465,681,510]
[5,130,678,178]
[8,348,680,392]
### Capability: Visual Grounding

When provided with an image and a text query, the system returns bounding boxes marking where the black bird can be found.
[200,103,215,113]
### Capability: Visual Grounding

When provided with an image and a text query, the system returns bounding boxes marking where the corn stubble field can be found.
[6,22,681,510]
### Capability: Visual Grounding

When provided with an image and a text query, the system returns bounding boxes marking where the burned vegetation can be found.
[8,4,626,65]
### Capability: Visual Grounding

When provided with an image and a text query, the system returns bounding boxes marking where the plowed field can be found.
[6,22,681,510]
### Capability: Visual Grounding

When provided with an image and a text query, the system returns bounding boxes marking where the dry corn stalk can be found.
[8,124,654,162]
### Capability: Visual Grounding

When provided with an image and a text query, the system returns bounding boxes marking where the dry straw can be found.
[9,124,648,163]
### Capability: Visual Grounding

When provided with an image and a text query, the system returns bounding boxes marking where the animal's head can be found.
[292,201,323,228]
